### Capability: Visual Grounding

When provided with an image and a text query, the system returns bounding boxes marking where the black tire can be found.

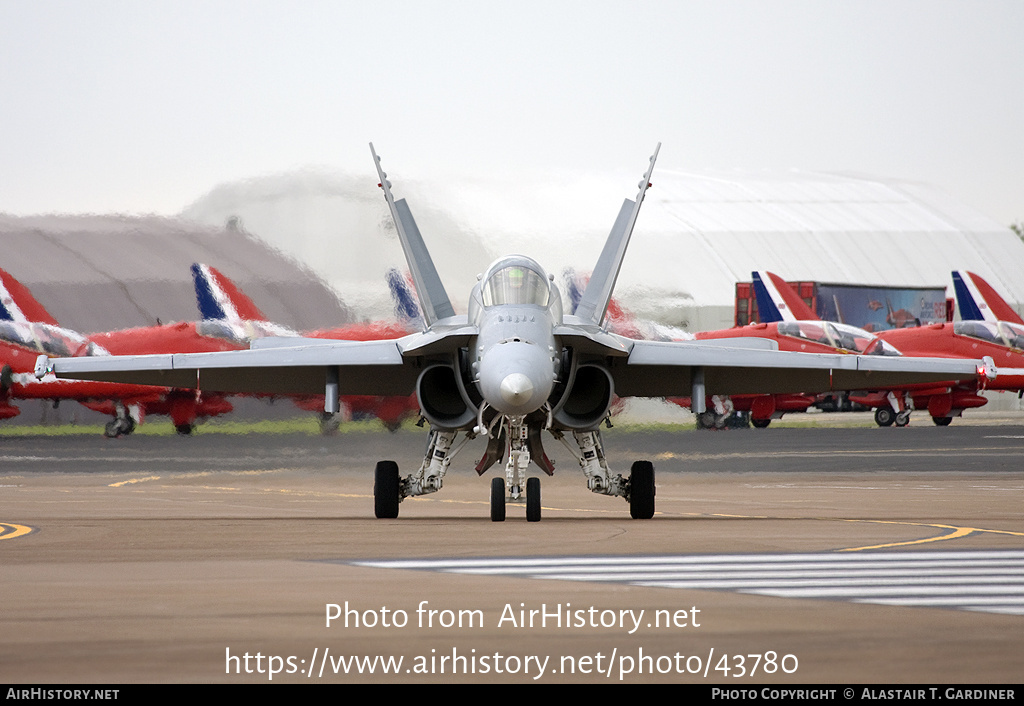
[895,411,910,427]
[932,416,953,426]
[0,364,12,392]
[175,423,194,435]
[374,461,400,519]
[490,477,506,522]
[526,477,541,523]
[751,418,771,429]
[103,420,121,438]
[874,407,895,427]
[696,412,716,430]
[629,460,655,519]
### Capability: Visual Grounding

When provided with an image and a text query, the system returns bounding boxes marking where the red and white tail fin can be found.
[952,270,1023,325]
[0,268,59,326]
[191,263,268,324]
[751,271,818,322]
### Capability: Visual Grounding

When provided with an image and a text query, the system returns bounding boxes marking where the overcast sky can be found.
[1,1,1021,224]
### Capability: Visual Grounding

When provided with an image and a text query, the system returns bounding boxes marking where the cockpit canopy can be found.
[480,256,552,308]
[469,255,562,326]
[196,319,298,346]
[778,320,901,356]
[0,321,108,358]
[954,320,1024,350]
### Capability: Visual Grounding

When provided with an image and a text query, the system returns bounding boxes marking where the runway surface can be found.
[1,421,1022,683]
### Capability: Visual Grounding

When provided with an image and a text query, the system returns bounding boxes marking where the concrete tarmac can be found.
[1,419,1022,683]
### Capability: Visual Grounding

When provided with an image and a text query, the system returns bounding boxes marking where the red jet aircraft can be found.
[0,265,282,436]
[736,270,1009,427]
[859,271,1022,426]
[685,271,995,428]
[192,263,421,433]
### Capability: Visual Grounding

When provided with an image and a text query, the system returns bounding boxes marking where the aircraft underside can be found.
[371,412,655,523]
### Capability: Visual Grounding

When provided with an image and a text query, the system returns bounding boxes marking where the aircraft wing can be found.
[43,329,983,400]
[610,338,986,398]
[41,338,423,397]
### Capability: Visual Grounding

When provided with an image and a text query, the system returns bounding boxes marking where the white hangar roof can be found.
[182,167,1023,333]
[623,169,1024,330]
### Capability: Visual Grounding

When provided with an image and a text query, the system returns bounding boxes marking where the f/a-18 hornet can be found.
[37,144,987,522]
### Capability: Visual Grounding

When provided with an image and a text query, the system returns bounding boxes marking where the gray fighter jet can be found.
[37,144,990,522]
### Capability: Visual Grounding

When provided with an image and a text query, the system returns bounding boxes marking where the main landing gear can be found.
[874,407,911,427]
[550,429,655,520]
[874,392,911,427]
[104,403,139,438]
[371,419,655,522]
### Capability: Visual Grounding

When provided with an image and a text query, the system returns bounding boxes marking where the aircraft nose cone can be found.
[499,373,534,407]
[478,339,555,416]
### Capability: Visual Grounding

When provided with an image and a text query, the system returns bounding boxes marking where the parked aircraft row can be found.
[35,144,993,522]
[685,269,1022,429]
[2,252,1018,440]
[0,263,420,436]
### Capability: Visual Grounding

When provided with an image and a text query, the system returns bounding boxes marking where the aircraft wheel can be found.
[751,418,771,429]
[0,364,12,392]
[318,412,340,435]
[374,461,400,519]
[629,460,655,520]
[104,417,135,438]
[874,407,895,427]
[175,423,194,435]
[490,477,506,522]
[696,412,716,430]
[932,416,953,426]
[526,477,541,522]
[895,411,911,427]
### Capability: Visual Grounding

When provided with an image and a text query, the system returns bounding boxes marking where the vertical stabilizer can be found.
[0,268,59,326]
[751,271,818,323]
[192,264,268,323]
[561,267,584,315]
[952,271,1024,325]
[370,144,455,327]
[575,144,660,326]
[386,268,423,327]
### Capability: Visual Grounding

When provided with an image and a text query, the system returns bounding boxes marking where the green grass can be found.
[0,417,405,437]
